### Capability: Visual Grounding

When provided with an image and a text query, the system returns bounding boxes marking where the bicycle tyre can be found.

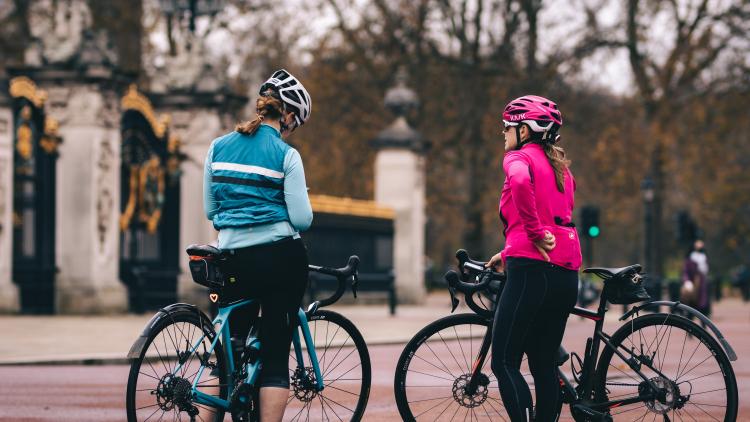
[594,313,738,421]
[285,309,371,422]
[126,308,228,422]
[395,313,529,421]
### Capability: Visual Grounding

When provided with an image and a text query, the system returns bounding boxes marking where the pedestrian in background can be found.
[682,240,710,318]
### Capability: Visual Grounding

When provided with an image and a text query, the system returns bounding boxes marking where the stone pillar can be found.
[151,91,246,307]
[0,80,20,312]
[45,81,127,313]
[371,72,427,304]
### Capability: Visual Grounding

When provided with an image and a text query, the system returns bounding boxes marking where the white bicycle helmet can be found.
[259,69,312,127]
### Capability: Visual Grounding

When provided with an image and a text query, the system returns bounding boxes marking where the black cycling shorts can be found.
[225,237,308,389]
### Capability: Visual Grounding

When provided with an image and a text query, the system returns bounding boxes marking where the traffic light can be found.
[581,206,600,239]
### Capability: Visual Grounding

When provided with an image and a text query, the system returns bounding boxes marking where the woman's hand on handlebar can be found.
[485,252,505,272]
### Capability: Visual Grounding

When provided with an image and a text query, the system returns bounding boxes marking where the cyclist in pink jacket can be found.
[486,95,582,421]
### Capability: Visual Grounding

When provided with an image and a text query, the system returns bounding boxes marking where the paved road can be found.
[0,339,747,421]
[0,301,748,421]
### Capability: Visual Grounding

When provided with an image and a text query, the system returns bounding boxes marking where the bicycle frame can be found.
[558,299,666,411]
[164,299,325,411]
[463,292,669,413]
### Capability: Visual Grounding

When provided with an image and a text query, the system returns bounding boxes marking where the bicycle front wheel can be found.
[394,313,530,421]
[285,309,371,421]
[126,308,228,422]
[595,313,738,421]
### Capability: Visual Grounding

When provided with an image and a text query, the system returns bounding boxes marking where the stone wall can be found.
[0,89,19,312]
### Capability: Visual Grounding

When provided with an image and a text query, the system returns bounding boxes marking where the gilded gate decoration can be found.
[9,76,60,314]
[119,85,184,311]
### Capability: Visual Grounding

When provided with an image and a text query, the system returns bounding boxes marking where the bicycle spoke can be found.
[686,402,721,422]
[434,396,458,420]
[319,394,345,422]
[325,362,362,384]
[318,392,356,414]
[677,407,699,422]
[677,370,722,384]
[659,324,673,373]
[409,395,454,405]
[139,371,161,382]
[142,405,163,422]
[413,396,453,418]
[448,398,462,421]
[320,335,352,377]
[452,325,471,372]
[324,383,360,398]
[676,353,714,382]
[407,368,457,382]
[322,346,357,379]
[412,352,460,379]
[676,336,702,381]
[424,339,459,379]
[687,387,726,396]
[437,331,468,375]
[611,404,647,416]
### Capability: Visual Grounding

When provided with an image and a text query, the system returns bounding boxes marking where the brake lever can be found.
[351,271,359,299]
[448,287,459,313]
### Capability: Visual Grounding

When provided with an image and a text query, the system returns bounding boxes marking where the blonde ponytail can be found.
[236,94,284,135]
[542,143,571,192]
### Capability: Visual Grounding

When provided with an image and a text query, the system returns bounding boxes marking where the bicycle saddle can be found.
[186,244,223,258]
[583,264,642,280]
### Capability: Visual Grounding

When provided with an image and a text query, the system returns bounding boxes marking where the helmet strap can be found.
[514,125,528,150]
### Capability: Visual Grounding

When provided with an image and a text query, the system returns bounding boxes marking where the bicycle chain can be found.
[605,381,641,387]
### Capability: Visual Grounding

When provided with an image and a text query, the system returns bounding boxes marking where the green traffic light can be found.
[588,226,600,238]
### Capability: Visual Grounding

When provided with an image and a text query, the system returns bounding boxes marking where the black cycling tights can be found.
[226,237,308,389]
[491,257,578,422]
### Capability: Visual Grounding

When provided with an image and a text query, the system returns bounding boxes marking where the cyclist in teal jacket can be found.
[203,69,312,422]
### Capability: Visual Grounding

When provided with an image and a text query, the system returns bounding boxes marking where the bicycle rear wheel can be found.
[594,313,737,421]
[126,308,228,422]
[285,310,371,422]
[394,313,534,421]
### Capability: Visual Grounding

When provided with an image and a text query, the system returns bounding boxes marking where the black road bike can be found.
[394,250,738,421]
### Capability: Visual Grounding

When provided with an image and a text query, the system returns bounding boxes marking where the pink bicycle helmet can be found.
[502,95,562,143]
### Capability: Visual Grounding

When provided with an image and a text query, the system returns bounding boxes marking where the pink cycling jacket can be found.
[499,143,582,271]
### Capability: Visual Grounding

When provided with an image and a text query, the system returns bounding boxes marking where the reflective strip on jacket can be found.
[209,125,291,230]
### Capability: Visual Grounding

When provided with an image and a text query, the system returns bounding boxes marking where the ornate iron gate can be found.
[119,85,183,312]
[10,77,61,314]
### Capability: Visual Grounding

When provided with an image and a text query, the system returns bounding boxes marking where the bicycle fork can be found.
[291,309,325,392]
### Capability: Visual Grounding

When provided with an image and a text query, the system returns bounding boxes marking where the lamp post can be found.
[159,0,225,53]
[641,177,660,306]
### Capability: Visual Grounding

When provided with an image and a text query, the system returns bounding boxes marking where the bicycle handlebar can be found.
[446,249,506,317]
[308,255,360,310]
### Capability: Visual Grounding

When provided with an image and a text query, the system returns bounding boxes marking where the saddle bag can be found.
[606,272,651,305]
[188,256,224,288]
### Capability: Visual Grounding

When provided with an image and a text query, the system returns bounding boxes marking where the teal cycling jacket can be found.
[203,124,313,249]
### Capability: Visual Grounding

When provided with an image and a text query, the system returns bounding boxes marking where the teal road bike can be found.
[126,244,371,422]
